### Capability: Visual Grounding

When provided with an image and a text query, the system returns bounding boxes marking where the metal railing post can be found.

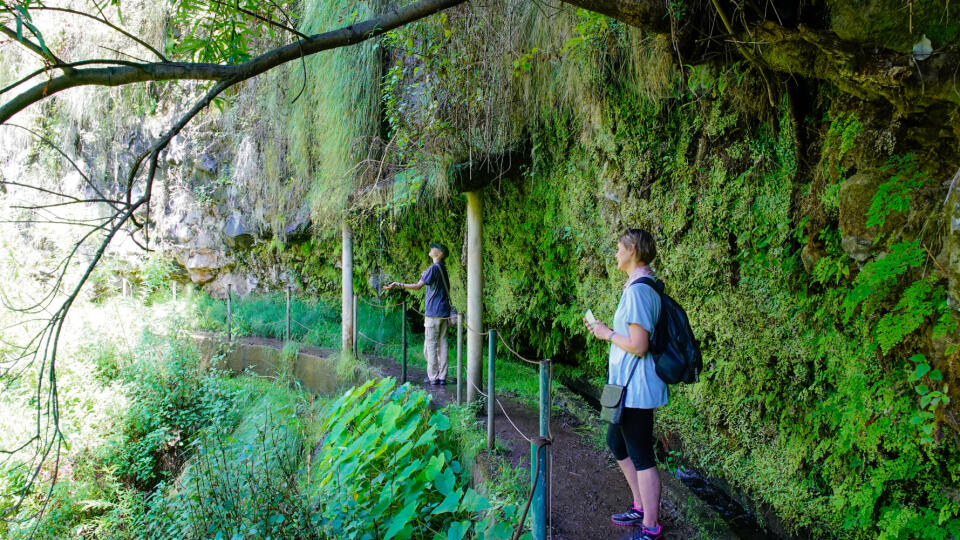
[352,293,358,357]
[532,359,552,540]
[456,314,463,404]
[226,284,232,342]
[285,287,291,341]
[401,300,407,383]
[487,330,495,451]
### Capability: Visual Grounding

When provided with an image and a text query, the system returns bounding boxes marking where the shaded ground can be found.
[229,335,699,539]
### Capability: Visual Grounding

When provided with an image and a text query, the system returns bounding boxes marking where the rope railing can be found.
[219,288,553,539]
[405,304,496,337]
[356,330,402,349]
[468,379,536,444]
[405,303,551,367]
[495,331,550,366]
[356,295,404,309]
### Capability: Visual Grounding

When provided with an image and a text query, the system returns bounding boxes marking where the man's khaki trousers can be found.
[423,316,449,381]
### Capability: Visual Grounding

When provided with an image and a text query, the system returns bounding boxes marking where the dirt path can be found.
[229,335,700,540]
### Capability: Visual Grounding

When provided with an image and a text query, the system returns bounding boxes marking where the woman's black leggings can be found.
[606,407,656,471]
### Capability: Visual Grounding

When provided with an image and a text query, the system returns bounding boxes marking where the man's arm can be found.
[386,280,425,291]
[385,264,434,291]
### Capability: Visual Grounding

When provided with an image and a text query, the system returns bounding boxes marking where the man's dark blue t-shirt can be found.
[421,262,451,317]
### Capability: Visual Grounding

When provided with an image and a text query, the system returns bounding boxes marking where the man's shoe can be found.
[618,525,663,540]
[610,504,644,526]
[437,379,446,385]
[423,377,434,385]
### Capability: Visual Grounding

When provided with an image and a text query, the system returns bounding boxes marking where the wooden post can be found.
[487,330,495,450]
[226,284,232,342]
[285,287,291,341]
[466,191,483,402]
[456,314,463,404]
[401,300,407,383]
[342,223,354,354]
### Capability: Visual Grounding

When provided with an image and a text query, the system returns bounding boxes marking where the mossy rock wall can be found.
[322,71,959,537]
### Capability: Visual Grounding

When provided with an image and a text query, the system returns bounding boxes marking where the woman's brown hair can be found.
[618,228,657,265]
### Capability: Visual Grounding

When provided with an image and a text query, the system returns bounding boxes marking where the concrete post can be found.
[466,191,483,402]
[342,223,354,354]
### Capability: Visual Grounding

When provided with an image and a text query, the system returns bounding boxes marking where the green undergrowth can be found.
[2,295,533,538]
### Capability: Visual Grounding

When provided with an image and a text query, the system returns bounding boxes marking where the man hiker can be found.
[384,242,453,385]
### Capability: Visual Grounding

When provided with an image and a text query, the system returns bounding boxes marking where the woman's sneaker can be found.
[618,524,662,540]
[610,504,644,526]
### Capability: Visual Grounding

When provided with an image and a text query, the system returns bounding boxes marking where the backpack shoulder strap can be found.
[629,276,664,294]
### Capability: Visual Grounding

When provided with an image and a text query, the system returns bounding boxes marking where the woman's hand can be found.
[583,317,613,341]
[384,281,399,290]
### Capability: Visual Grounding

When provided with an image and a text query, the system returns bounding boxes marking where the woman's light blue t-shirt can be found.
[607,283,668,409]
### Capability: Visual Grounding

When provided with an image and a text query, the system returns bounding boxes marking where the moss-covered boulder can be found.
[828,0,960,53]
[839,170,883,261]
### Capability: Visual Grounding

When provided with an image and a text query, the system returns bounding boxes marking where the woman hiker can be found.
[584,228,667,540]
[384,241,453,385]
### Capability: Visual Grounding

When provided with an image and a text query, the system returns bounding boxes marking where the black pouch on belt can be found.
[600,356,640,425]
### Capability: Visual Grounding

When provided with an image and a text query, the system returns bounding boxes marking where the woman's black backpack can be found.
[631,277,702,385]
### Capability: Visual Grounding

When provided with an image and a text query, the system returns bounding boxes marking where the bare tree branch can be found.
[1,0,468,124]
[0,59,147,97]
[22,5,170,62]
[2,123,120,212]
[559,0,670,32]
[209,0,309,41]
[0,23,69,69]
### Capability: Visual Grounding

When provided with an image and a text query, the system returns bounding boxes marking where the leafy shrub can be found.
[310,378,522,540]
[138,253,177,300]
[865,154,929,233]
[77,340,125,383]
[107,333,239,491]
[142,386,315,539]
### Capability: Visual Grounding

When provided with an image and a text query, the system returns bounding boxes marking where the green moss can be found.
[197,3,960,536]
[323,62,960,537]
[829,0,960,52]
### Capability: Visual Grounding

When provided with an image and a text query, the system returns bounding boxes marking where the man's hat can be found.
[430,242,449,258]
